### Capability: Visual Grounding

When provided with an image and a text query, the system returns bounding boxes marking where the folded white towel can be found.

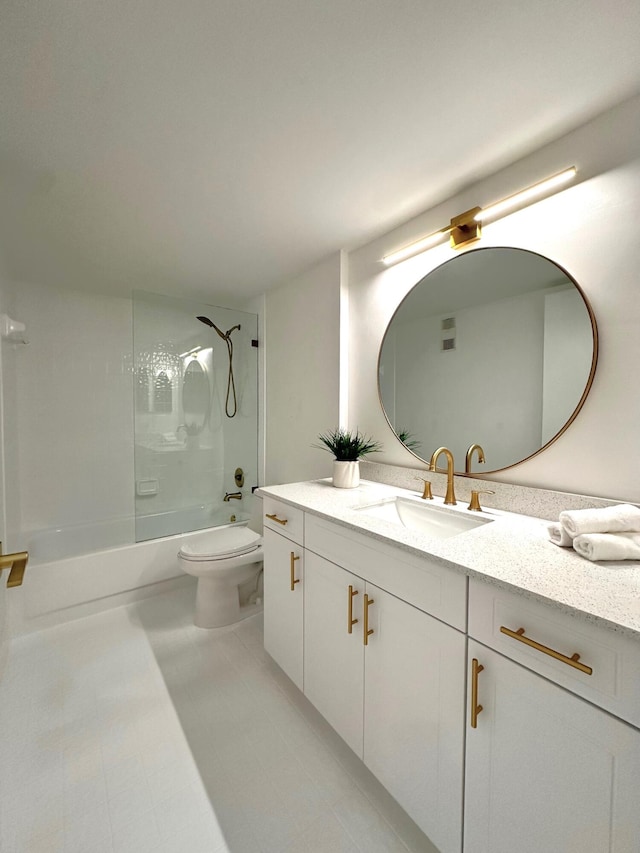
[559,504,640,537]
[547,523,574,547]
[573,532,640,562]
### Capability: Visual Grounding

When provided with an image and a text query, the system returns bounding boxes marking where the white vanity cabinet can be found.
[465,580,640,853]
[303,551,364,754]
[262,499,305,691]
[260,483,640,853]
[303,516,467,853]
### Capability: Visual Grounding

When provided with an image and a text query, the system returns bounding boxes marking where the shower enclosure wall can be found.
[0,281,258,576]
[133,291,257,544]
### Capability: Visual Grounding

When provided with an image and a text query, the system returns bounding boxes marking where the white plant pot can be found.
[333,460,360,489]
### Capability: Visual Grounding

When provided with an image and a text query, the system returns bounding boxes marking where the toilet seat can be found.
[178,526,262,562]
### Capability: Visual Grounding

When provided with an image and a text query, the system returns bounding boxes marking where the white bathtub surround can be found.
[9,522,249,636]
[257,478,640,637]
[0,587,434,853]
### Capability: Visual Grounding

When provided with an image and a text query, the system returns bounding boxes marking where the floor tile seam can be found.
[62,803,114,847]
[248,732,336,823]
[294,727,416,851]
[330,798,413,853]
[108,800,158,844]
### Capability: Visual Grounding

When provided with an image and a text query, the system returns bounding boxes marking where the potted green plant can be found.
[315,427,382,488]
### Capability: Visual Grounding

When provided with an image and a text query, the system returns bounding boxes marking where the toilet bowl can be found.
[178,525,263,628]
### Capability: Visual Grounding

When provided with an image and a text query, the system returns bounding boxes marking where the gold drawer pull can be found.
[470,658,484,729]
[348,585,359,634]
[290,552,300,591]
[500,625,593,675]
[363,594,374,645]
[266,512,288,525]
[0,549,29,588]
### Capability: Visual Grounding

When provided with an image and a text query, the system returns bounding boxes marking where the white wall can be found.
[265,252,342,485]
[348,93,640,501]
[8,281,135,534]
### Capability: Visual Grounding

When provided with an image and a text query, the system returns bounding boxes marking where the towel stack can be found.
[547,504,640,562]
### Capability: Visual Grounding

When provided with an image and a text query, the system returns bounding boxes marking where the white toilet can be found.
[178,525,263,628]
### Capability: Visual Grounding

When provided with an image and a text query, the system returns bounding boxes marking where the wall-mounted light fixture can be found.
[382,167,577,266]
[179,345,203,359]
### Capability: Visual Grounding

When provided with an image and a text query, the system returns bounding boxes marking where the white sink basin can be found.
[354,497,493,539]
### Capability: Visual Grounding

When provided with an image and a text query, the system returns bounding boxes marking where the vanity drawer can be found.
[468,578,640,728]
[305,514,467,631]
[263,497,304,545]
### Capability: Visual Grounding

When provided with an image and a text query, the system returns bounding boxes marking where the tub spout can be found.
[223,491,242,502]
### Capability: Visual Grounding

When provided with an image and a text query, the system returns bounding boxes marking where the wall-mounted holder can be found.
[0,544,29,587]
[0,314,28,345]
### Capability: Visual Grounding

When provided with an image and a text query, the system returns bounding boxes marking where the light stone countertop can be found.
[256,479,640,639]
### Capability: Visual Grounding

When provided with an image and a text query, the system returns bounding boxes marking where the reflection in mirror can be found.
[135,367,150,413]
[153,371,172,413]
[378,248,597,474]
[182,359,210,434]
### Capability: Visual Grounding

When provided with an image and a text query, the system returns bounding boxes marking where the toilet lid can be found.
[179,526,262,561]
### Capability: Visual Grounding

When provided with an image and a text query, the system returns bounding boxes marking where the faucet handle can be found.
[467,490,495,512]
[415,478,433,500]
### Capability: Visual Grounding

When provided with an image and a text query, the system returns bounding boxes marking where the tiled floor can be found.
[0,584,437,852]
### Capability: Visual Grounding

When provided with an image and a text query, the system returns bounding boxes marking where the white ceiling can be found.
[1,0,640,303]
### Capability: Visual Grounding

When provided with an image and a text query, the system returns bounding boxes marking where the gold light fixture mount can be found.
[449,206,482,249]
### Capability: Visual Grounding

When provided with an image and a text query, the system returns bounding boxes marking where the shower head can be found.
[196,316,241,340]
[197,315,227,340]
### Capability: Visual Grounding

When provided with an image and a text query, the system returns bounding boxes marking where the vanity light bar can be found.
[381,228,451,266]
[474,167,577,223]
[381,166,577,267]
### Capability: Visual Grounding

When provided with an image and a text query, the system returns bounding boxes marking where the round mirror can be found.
[378,247,598,474]
[182,359,210,434]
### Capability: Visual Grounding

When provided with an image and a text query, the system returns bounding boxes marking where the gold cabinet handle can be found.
[0,549,29,588]
[470,657,484,728]
[348,585,359,634]
[363,594,374,645]
[500,625,593,675]
[290,551,300,591]
[266,512,288,525]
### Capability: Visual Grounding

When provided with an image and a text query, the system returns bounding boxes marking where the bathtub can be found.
[14,509,251,635]
[27,505,249,564]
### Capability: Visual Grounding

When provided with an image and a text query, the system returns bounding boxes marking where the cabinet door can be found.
[364,584,466,853]
[465,640,640,853]
[263,528,304,690]
[304,551,364,756]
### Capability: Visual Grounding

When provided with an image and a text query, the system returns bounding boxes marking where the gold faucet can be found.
[428,447,457,505]
[465,443,485,474]
[415,478,433,500]
[223,491,242,502]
